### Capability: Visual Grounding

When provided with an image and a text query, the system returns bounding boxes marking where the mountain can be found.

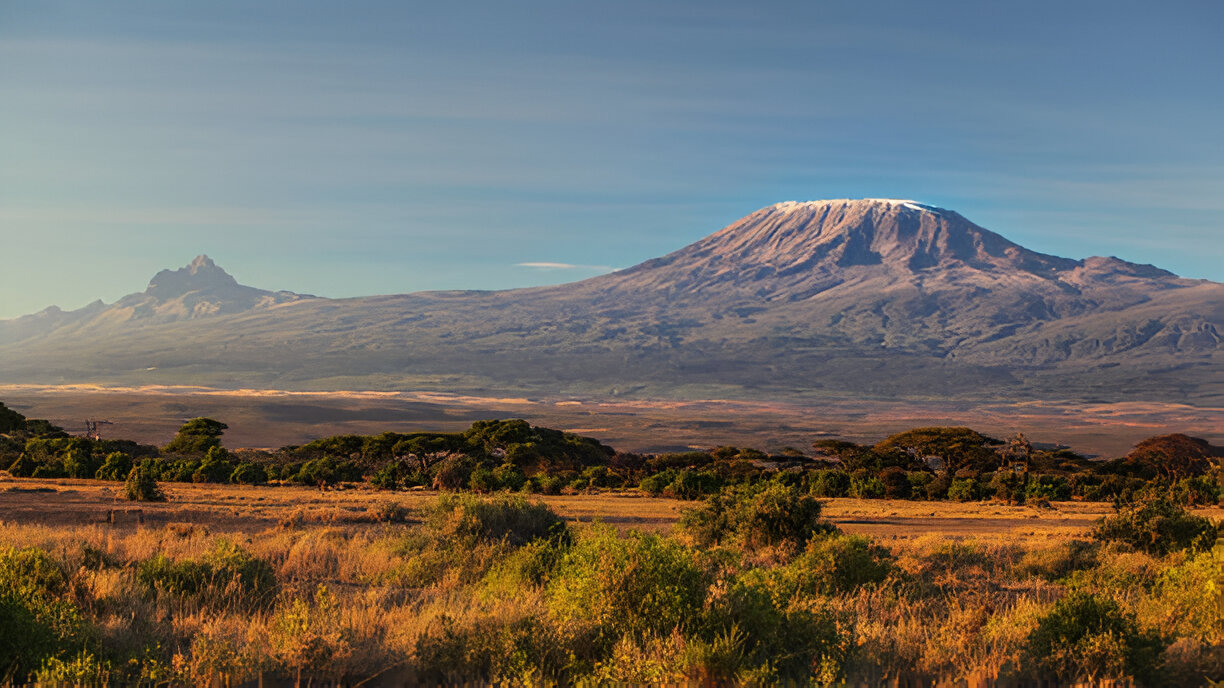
[0,255,312,344]
[2,200,1222,403]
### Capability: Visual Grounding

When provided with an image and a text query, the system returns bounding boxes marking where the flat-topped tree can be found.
[164,417,228,455]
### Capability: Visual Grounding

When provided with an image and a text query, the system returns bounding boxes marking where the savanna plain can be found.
[0,403,1222,687]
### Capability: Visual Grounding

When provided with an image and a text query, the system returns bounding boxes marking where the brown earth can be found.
[3,384,1223,458]
[5,477,1221,544]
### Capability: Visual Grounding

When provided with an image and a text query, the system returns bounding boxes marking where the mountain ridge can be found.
[2,199,1221,404]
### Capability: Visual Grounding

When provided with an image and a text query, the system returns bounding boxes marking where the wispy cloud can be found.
[516,262,615,271]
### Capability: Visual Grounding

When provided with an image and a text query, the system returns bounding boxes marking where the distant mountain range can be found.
[3,199,1222,404]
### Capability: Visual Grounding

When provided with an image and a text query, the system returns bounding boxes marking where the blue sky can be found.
[2,1,1222,318]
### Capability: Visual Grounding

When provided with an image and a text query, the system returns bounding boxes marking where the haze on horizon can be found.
[1,0,1222,319]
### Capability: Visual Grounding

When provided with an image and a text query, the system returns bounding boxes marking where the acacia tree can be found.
[874,427,1001,475]
[164,417,228,455]
[1125,434,1219,483]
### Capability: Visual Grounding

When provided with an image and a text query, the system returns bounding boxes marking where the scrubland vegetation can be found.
[1,400,1223,685]
[0,486,1219,686]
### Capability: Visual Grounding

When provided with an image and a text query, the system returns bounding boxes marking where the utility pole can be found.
[85,419,114,440]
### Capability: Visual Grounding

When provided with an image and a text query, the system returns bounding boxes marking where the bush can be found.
[62,449,101,480]
[229,462,267,485]
[639,469,678,496]
[680,484,837,551]
[7,453,38,477]
[849,473,885,499]
[0,547,86,678]
[1024,591,1163,683]
[808,469,850,498]
[1025,475,1072,502]
[946,477,981,502]
[469,466,499,493]
[708,580,849,683]
[742,534,895,599]
[192,447,233,483]
[432,455,476,490]
[137,539,277,607]
[494,463,528,491]
[125,461,166,502]
[1092,497,1219,555]
[547,528,708,639]
[94,452,133,481]
[877,467,911,498]
[429,494,569,547]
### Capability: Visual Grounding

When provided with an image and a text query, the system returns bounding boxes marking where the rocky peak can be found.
[146,254,239,299]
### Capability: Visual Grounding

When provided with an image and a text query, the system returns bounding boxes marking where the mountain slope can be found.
[2,200,1221,403]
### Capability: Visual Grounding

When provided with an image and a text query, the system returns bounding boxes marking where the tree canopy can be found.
[164,418,228,455]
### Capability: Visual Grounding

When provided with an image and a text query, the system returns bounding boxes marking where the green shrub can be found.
[469,466,498,493]
[1092,497,1219,555]
[62,449,101,480]
[125,461,166,502]
[370,460,406,490]
[1024,475,1072,502]
[547,528,708,639]
[1024,591,1162,683]
[229,462,267,485]
[430,494,569,547]
[0,547,87,679]
[707,580,849,683]
[680,484,837,551]
[849,473,885,499]
[665,470,723,500]
[947,477,982,502]
[639,469,678,496]
[494,463,528,491]
[7,453,38,477]
[808,469,850,498]
[137,539,277,607]
[742,534,895,599]
[94,452,133,481]
[31,462,66,479]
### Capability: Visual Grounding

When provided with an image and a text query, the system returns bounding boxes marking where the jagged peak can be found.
[146,254,239,297]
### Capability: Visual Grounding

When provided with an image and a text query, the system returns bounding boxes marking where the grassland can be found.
[0,477,1221,686]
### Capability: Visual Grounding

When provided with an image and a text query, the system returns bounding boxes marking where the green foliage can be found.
[707,580,849,683]
[849,472,885,499]
[124,460,166,502]
[809,469,851,497]
[137,539,277,608]
[94,451,133,481]
[192,446,233,483]
[1024,591,1163,683]
[62,448,102,479]
[8,452,37,477]
[0,547,86,679]
[946,477,982,502]
[681,483,837,551]
[875,426,1002,474]
[229,462,267,485]
[429,494,569,547]
[548,528,708,639]
[164,417,228,455]
[1092,497,1219,555]
[294,456,362,485]
[742,534,895,598]
[1024,474,1072,501]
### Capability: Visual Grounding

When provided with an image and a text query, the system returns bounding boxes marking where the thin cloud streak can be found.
[516,262,616,271]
